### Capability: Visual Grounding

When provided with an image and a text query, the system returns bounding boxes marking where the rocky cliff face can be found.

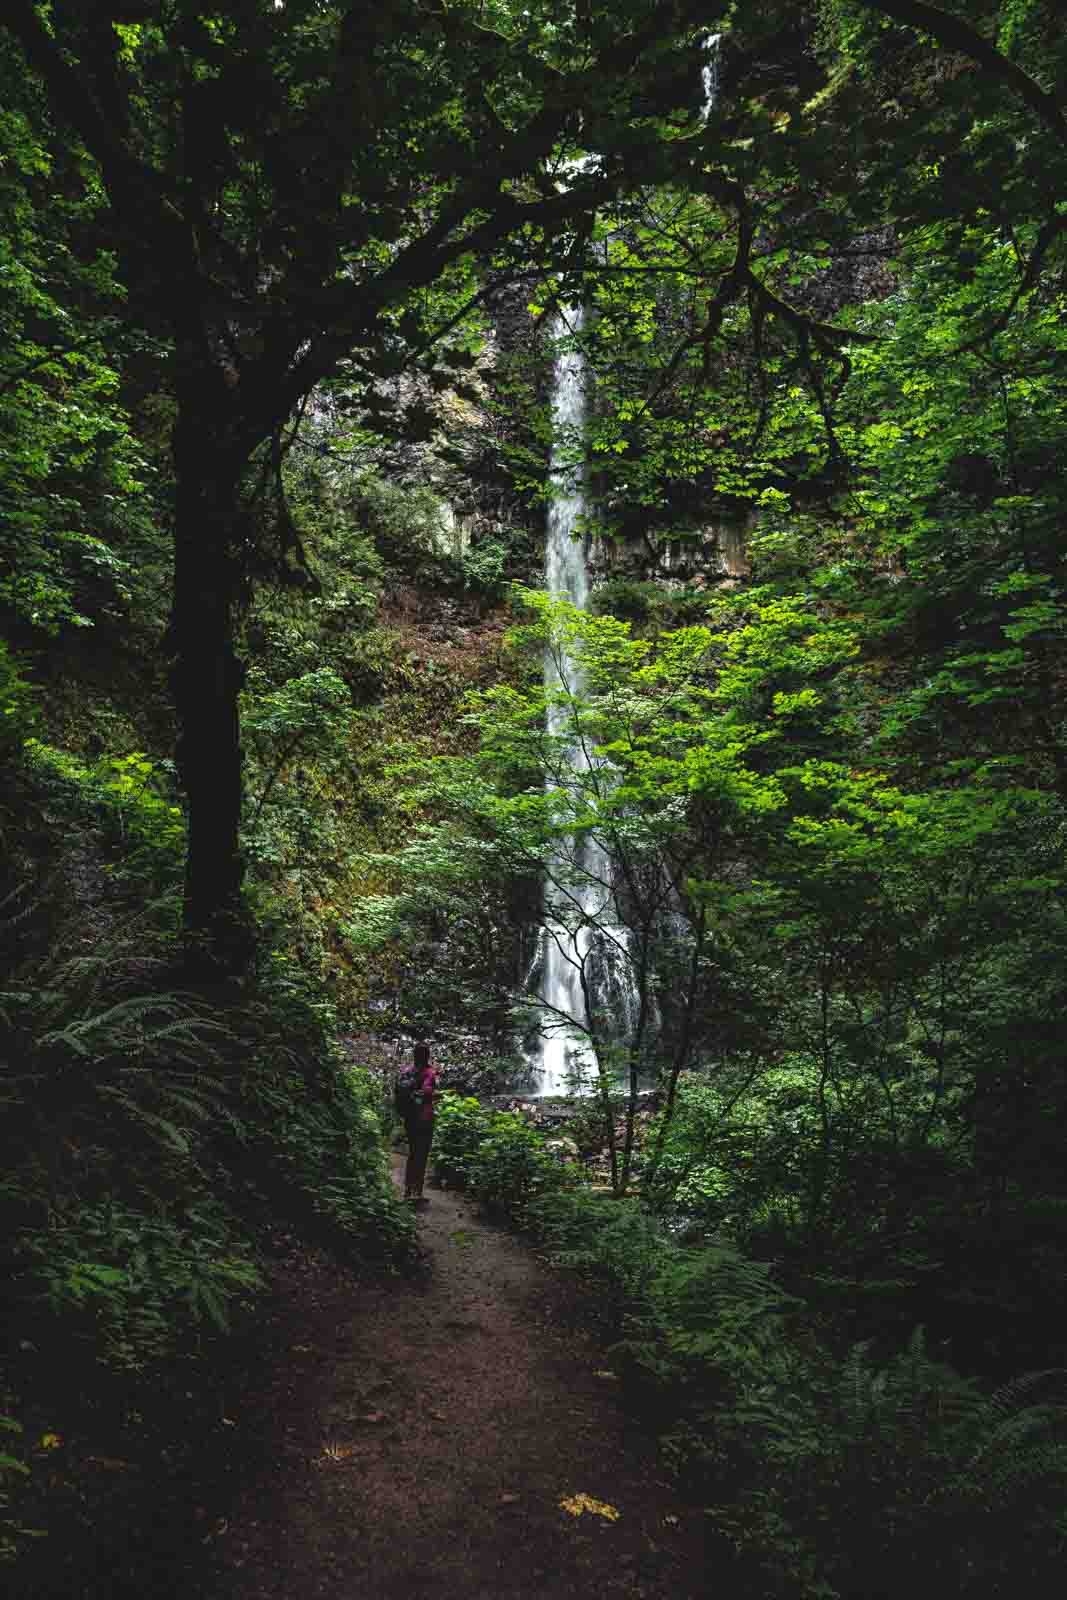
[593,514,751,590]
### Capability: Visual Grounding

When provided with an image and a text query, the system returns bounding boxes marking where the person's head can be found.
[413,1039,431,1071]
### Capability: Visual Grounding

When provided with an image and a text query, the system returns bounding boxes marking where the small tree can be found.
[358,592,791,1191]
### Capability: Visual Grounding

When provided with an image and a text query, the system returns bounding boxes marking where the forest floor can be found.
[199,1156,713,1600]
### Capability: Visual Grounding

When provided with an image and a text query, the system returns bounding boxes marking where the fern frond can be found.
[967,1402,1067,1470]
[986,1368,1067,1418]
[93,1094,191,1154]
[839,1340,875,1432]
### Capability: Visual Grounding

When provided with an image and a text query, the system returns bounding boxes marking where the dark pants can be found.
[404,1118,434,1197]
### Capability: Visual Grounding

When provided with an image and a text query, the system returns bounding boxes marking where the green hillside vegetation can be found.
[3,3,1067,1595]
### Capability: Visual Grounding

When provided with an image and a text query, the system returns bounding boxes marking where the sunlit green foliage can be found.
[0,67,151,633]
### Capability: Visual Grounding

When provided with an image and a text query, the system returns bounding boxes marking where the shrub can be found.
[0,1416,36,1566]
[530,1191,798,1389]
[20,1198,261,1373]
[458,536,508,597]
[386,1078,1067,1597]
[589,577,661,624]
[350,475,454,584]
[564,1093,623,1157]
[521,1177,1067,1595]
[237,1052,414,1260]
[431,1093,573,1222]
[701,1331,1067,1598]
[0,643,36,762]
[467,1115,568,1219]
[0,879,414,1392]
[20,739,185,888]
[428,1092,491,1187]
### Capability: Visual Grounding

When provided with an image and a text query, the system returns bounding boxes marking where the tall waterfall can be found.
[538,309,592,1091]
[528,39,722,1096]
[530,310,640,1095]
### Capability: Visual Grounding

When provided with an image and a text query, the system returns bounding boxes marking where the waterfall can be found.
[529,309,641,1096]
[544,306,591,624]
[527,39,722,1096]
[533,306,601,1095]
[701,32,722,122]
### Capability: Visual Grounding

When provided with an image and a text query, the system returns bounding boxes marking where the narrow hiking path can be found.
[205,1159,712,1600]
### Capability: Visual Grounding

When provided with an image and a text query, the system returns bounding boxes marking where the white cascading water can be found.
[529,37,722,1095]
[701,32,721,120]
[531,309,643,1095]
[533,305,612,1094]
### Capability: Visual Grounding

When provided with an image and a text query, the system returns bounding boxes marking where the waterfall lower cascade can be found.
[530,308,638,1096]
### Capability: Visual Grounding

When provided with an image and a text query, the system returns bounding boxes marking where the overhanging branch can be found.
[2,1,189,255]
[745,270,879,349]
[856,0,1067,146]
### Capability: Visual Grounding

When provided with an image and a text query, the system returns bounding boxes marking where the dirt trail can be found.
[206,1160,711,1600]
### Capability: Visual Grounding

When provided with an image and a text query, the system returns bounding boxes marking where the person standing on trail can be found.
[398,1039,437,1205]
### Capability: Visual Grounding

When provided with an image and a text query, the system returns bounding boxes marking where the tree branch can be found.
[856,0,1067,145]
[2,3,180,223]
[951,210,1067,355]
[745,269,879,348]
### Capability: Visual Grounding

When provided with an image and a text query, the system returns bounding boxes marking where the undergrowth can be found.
[439,1098,1067,1598]
[0,741,413,1581]
[431,1092,579,1221]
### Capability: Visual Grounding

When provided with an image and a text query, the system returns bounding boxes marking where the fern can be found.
[962,1371,1067,1477]
[984,1366,1067,1419]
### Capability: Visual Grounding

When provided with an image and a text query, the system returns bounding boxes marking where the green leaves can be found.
[0,87,148,633]
[432,1092,575,1219]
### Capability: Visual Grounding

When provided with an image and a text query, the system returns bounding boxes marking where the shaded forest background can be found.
[2,3,1067,1595]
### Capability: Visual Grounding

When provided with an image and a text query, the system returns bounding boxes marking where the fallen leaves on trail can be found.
[320,1442,358,1463]
[497,1493,521,1506]
[559,1493,620,1521]
[592,1370,618,1380]
[429,1409,447,1421]
[358,1411,387,1424]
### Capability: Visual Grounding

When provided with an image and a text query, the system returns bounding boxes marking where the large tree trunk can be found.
[169,379,253,975]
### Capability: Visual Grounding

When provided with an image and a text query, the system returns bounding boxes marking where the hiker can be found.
[397,1039,437,1204]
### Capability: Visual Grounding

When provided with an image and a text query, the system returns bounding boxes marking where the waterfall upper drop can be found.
[544,306,590,620]
[701,33,721,123]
